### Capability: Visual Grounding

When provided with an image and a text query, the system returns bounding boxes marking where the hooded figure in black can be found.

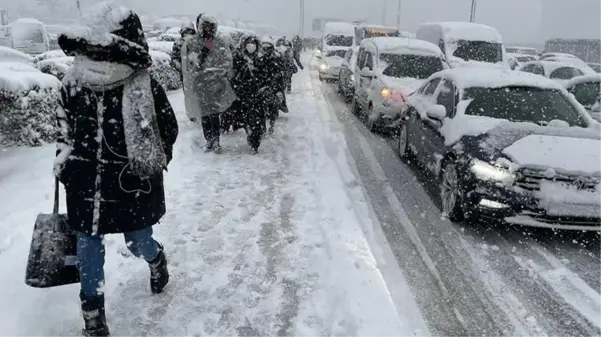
[171,21,196,81]
[55,3,178,336]
[276,37,303,93]
[231,34,268,154]
[259,36,287,134]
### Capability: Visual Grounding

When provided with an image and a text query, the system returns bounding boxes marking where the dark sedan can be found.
[337,46,358,101]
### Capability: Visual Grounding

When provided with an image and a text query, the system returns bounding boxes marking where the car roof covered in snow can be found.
[361,37,443,57]
[541,52,577,59]
[520,60,585,75]
[323,22,355,35]
[0,46,34,64]
[0,62,61,92]
[421,21,502,43]
[432,68,564,91]
[566,74,601,88]
[11,18,44,26]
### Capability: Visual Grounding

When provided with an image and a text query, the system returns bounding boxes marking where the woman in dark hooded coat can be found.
[231,34,269,154]
[54,3,178,336]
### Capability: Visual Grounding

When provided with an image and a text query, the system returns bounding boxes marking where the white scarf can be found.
[74,56,167,179]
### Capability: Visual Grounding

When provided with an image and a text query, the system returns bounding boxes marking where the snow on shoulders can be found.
[364,37,443,57]
[435,68,563,90]
[0,46,34,64]
[567,74,601,87]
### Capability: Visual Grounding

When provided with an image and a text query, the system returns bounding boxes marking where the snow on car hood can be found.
[380,75,423,94]
[502,134,601,176]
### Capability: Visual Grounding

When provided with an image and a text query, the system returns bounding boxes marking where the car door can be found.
[406,77,441,165]
[340,49,352,89]
[353,47,366,99]
[358,50,375,108]
[421,79,455,174]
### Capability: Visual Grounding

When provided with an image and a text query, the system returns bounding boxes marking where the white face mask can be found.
[246,43,257,53]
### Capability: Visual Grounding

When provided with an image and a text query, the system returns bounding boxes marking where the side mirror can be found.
[361,67,375,77]
[426,104,447,120]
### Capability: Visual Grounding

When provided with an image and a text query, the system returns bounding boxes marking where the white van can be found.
[10,18,49,55]
[416,22,507,69]
[317,22,355,81]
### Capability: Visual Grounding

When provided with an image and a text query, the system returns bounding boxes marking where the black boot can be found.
[80,292,110,337]
[149,242,169,294]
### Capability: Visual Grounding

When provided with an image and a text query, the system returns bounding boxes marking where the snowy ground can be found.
[0,66,428,335]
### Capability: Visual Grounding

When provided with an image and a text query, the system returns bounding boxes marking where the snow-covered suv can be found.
[352,37,447,132]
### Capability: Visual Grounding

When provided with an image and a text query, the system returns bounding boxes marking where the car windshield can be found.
[452,40,503,63]
[571,81,601,106]
[379,53,443,79]
[325,50,347,58]
[463,86,588,127]
[517,56,532,62]
[325,34,353,47]
[12,25,44,44]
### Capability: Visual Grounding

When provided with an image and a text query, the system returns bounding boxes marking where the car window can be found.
[356,48,366,69]
[423,78,441,96]
[436,80,455,116]
[520,64,534,73]
[344,49,352,62]
[532,64,545,75]
[550,67,583,80]
[365,52,374,70]
[570,81,601,106]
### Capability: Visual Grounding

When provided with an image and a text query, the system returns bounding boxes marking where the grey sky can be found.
[2,0,599,44]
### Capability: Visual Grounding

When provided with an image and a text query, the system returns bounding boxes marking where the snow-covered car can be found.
[353,37,447,132]
[566,74,601,122]
[507,53,536,70]
[337,46,359,101]
[519,60,585,84]
[0,62,61,146]
[539,52,579,61]
[10,18,50,55]
[505,46,538,56]
[32,49,66,63]
[0,46,34,65]
[317,48,347,81]
[148,40,174,55]
[416,22,508,69]
[398,68,600,230]
[44,24,68,51]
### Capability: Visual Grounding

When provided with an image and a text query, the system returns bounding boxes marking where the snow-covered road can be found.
[0,68,428,335]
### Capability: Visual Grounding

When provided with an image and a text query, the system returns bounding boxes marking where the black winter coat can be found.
[259,52,286,97]
[231,50,266,103]
[56,77,178,235]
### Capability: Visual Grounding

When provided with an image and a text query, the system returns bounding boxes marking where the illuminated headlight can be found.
[350,74,355,81]
[319,63,328,71]
[470,159,515,184]
[380,87,391,99]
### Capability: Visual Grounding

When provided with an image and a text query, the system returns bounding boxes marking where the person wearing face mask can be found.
[181,13,236,153]
[231,35,268,154]
[259,36,287,134]
[171,21,196,81]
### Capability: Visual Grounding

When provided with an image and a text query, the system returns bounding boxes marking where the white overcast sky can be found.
[2,0,600,44]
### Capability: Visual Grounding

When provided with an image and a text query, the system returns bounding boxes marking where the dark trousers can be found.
[201,114,220,143]
[243,101,265,150]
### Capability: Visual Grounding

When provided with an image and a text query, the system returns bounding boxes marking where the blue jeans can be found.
[77,227,159,297]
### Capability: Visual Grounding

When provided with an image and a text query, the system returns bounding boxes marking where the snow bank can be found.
[0,46,34,64]
[148,41,174,54]
[0,63,61,91]
[149,50,181,90]
[33,50,67,63]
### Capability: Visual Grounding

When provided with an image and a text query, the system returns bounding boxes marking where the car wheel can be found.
[440,161,464,222]
[398,122,411,159]
[337,79,343,94]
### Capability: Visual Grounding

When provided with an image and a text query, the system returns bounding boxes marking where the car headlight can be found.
[319,63,328,71]
[380,87,391,99]
[470,159,515,184]
[350,74,355,81]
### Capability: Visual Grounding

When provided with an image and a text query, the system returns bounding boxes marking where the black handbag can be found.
[25,178,80,288]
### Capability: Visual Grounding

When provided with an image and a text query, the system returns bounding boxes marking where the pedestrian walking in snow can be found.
[181,13,236,153]
[259,36,287,134]
[171,21,196,81]
[232,35,268,154]
[275,37,303,93]
[54,3,178,336]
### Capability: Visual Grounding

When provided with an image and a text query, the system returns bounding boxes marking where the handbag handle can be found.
[53,177,59,214]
